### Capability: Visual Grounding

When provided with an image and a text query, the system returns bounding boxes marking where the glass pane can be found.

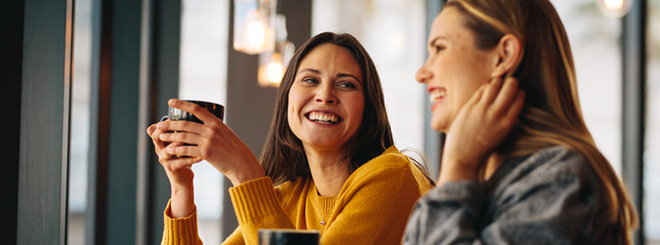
[179,0,229,244]
[312,0,427,152]
[646,0,660,243]
[552,0,623,174]
[68,0,93,244]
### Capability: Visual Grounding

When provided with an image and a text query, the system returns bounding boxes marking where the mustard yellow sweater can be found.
[161,146,432,245]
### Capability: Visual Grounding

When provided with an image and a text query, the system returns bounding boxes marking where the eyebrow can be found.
[298,68,362,83]
[428,36,448,47]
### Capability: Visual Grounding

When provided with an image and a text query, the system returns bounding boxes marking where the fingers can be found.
[490,77,524,128]
[147,124,156,136]
[165,142,202,159]
[506,89,525,121]
[149,124,188,163]
[158,141,202,168]
[156,120,203,136]
[480,77,504,104]
[491,77,521,111]
[168,99,220,125]
[466,82,487,106]
[161,156,203,171]
[148,125,167,150]
[158,128,203,146]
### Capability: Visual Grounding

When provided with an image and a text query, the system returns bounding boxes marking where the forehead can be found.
[429,7,471,42]
[297,43,362,74]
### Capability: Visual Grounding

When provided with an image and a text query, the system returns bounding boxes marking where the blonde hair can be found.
[445,0,638,243]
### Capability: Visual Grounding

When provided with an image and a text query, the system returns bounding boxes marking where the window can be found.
[178,0,230,244]
[68,0,93,243]
[552,0,624,175]
[645,0,660,243]
[312,0,427,153]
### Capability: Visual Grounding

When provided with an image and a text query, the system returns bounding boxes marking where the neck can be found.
[305,146,350,197]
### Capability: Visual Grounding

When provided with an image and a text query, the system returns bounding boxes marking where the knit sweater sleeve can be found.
[160,177,287,245]
[221,226,245,245]
[161,200,204,245]
[320,151,427,244]
[228,177,295,245]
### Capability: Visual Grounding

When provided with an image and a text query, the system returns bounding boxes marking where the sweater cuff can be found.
[229,177,281,224]
[162,199,200,245]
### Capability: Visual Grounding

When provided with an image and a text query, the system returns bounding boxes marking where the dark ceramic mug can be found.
[167,100,224,123]
[258,229,320,245]
[162,100,224,158]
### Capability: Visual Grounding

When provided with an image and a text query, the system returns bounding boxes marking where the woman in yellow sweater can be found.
[147,32,432,244]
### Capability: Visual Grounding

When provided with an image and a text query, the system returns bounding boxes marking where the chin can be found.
[431,125,447,133]
[430,117,449,133]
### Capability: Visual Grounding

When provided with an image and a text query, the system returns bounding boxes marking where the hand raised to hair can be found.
[438,77,525,185]
[155,99,265,187]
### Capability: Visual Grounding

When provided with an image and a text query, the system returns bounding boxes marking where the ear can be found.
[490,34,522,78]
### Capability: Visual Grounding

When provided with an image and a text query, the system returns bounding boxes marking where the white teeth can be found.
[308,112,339,124]
[430,90,446,103]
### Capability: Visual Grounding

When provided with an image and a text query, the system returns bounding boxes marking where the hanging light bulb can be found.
[258,52,284,87]
[258,14,295,87]
[596,0,633,18]
[233,0,276,54]
[245,16,266,50]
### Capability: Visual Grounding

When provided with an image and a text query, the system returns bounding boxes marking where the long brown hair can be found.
[260,32,394,185]
[445,0,638,243]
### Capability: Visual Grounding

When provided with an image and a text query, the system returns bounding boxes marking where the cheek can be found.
[452,83,472,104]
[286,91,300,126]
[450,83,473,109]
[287,104,295,124]
[349,97,366,127]
[287,89,302,114]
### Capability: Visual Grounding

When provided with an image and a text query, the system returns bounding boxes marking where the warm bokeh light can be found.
[266,60,283,83]
[258,52,283,87]
[388,31,406,54]
[604,0,624,9]
[233,2,276,55]
[246,19,266,50]
[596,0,633,18]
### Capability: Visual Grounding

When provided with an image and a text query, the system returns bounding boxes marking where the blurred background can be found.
[3,0,657,244]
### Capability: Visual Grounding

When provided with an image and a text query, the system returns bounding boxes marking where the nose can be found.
[415,58,432,84]
[315,84,336,104]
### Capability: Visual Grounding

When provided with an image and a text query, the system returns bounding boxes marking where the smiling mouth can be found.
[430,89,446,103]
[305,111,343,124]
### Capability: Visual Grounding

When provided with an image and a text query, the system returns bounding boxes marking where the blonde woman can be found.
[404,0,638,244]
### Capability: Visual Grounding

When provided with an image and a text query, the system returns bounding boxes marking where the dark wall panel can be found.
[0,0,25,244]
[17,0,73,244]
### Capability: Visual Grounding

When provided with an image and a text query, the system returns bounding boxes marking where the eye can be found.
[337,81,358,89]
[302,77,319,85]
[433,44,445,54]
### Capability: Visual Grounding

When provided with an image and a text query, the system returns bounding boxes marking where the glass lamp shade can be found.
[258,41,294,87]
[258,52,284,87]
[233,0,277,54]
[257,14,295,87]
